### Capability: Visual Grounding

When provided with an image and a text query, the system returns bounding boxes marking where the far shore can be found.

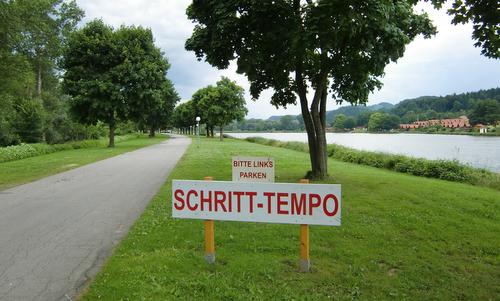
[225,130,500,137]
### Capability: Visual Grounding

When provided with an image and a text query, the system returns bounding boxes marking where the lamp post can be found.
[196,116,201,143]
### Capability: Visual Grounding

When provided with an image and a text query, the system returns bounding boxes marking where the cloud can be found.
[76,0,500,119]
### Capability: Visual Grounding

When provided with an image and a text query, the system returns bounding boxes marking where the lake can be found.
[228,132,500,173]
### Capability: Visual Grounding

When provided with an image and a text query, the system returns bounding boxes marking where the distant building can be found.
[399,124,419,129]
[400,116,470,130]
[440,116,470,128]
[475,124,487,134]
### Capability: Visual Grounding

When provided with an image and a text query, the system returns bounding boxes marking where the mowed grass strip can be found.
[81,137,499,300]
[0,135,167,191]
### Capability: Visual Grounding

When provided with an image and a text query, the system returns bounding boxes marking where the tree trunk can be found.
[219,126,223,141]
[296,78,328,179]
[37,60,42,97]
[210,126,214,138]
[292,1,328,180]
[206,126,210,137]
[108,117,115,148]
[149,127,155,137]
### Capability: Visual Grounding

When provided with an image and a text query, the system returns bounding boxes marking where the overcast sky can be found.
[76,0,500,119]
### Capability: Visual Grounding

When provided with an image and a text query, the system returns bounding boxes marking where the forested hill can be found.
[228,87,500,132]
[326,102,393,122]
[268,102,394,123]
[391,88,500,118]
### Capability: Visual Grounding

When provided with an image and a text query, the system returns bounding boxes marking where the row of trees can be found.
[227,115,305,132]
[227,89,500,133]
[1,1,178,147]
[172,77,247,141]
[0,0,86,146]
[333,112,404,131]
[62,20,179,146]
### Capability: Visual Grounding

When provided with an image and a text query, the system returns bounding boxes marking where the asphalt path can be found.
[0,135,190,301]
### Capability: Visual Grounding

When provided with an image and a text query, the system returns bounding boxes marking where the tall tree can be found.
[344,117,356,130]
[186,0,435,178]
[469,99,500,125]
[117,26,178,137]
[142,79,178,137]
[332,114,347,130]
[191,85,216,137]
[195,77,247,141]
[63,20,177,146]
[172,101,196,134]
[62,20,125,147]
[368,112,401,131]
[14,0,84,96]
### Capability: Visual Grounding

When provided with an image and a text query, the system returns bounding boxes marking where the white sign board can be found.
[232,156,275,182]
[172,180,341,226]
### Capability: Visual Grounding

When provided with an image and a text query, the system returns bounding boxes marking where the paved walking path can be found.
[0,135,190,301]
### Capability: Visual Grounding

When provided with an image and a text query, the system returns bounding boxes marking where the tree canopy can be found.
[62,20,177,146]
[469,99,500,125]
[0,0,85,146]
[179,77,247,140]
[186,0,436,178]
[172,101,196,134]
[368,112,401,131]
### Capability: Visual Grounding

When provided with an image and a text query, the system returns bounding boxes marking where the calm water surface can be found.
[229,132,500,172]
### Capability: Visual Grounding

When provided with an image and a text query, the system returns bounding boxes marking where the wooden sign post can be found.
[172,179,341,270]
[299,178,310,272]
[203,176,215,264]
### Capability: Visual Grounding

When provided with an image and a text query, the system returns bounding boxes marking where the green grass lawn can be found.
[0,135,167,191]
[81,137,499,300]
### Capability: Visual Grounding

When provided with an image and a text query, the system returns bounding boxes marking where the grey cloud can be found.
[76,0,500,119]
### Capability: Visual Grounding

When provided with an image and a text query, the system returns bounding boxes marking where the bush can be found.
[0,94,20,146]
[0,134,139,163]
[14,98,44,143]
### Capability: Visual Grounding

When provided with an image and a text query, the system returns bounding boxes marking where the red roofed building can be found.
[400,124,419,129]
[400,116,470,130]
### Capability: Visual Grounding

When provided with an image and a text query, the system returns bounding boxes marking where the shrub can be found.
[0,134,139,163]
[14,98,44,143]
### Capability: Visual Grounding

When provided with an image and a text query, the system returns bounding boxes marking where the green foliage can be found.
[344,117,356,130]
[332,114,347,130]
[0,134,138,164]
[118,26,179,134]
[392,88,500,122]
[14,98,45,143]
[0,95,20,146]
[367,112,400,131]
[62,20,124,127]
[0,0,89,146]
[469,99,500,125]
[277,115,299,131]
[115,121,137,136]
[186,1,435,107]
[187,77,247,138]
[172,101,196,130]
[63,20,177,144]
[200,77,247,134]
[331,114,357,131]
[186,0,435,177]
